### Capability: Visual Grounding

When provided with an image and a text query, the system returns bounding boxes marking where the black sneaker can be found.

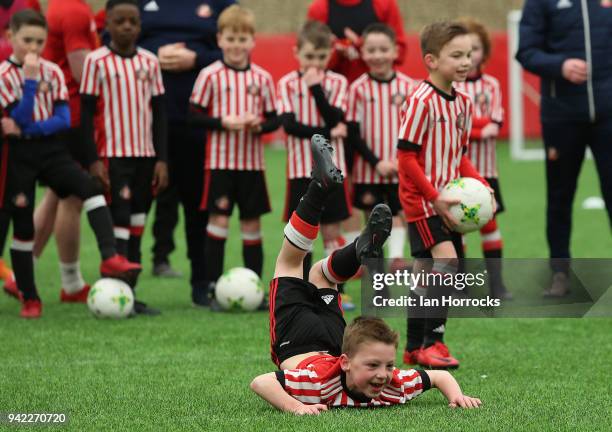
[310,134,343,189]
[192,281,212,307]
[133,300,161,316]
[355,203,392,261]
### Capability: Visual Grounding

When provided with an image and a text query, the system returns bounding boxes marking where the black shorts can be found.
[107,157,156,211]
[486,177,505,214]
[343,140,354,175]
[201,169,271,219]
[408,216,464,258]
[269,277,346,367]
[283,178,351,224]
[4,137,98,209]
[353,183,401,215]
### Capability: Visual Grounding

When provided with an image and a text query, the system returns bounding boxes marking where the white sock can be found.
[388,226,406,259]
[60,261,86,293]
[344,231,360,245]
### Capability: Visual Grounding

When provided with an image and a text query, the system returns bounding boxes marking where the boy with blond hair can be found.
[190,5,279,306]
[250,135,482,413]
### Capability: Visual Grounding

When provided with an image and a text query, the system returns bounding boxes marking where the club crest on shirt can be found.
[37,80,51,94]
[136,68,149,81]
[119,185,132,200]
[196,3,213,18]
[392,93,405,106]
[475,93,490,112]
[456,112,466,130]
[13,193,28,208]
[247,83,260,96]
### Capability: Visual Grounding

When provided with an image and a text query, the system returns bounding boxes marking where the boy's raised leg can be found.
[309,203,392,290]
[274,135,343,279]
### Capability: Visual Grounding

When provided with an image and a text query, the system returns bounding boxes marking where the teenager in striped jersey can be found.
[251,135,481,413]
[80,0,168,315]
[397,22,495,369]
[189,5,279,308]
[346,23,415,272]
[276,21,354,310]
[454,18,511,301]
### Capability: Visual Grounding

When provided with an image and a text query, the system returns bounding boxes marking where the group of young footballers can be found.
[0,0,505,411]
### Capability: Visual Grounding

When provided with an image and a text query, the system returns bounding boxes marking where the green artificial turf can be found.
[1,143,610,431]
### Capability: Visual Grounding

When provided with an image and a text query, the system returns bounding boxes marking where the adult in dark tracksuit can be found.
[138,0,235,305]
[517,0,612,297]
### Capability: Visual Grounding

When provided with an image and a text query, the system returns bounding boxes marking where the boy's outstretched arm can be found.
[426,370,482,409]
[250,372,328,415]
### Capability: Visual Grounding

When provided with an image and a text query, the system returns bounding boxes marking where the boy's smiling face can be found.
[9,25,46,63]
[361,32,397,79]
[341,341,396,399]
[426,34,472,83]
[218,28,255,69]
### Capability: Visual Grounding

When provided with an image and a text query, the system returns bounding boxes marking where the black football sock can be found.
[407,317,425,351]
[295,181,328,226]
[321,240,360,284]
[84,196,117,259]
[127,234,143,288]
[11,247,38,301]
[243,239,263,277]
[423,260,456,347]
[205,227,227,285]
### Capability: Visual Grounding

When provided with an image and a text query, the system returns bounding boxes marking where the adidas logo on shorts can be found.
[321,295,334,305]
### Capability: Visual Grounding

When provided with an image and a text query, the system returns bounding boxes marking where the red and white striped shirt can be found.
[80,46,165,158]
[346,72,415,184]
[454,73,503,178]
[277,70,348,179]
[398,81,473,221]
[279,354,428,407]
[0,58,68,121]
[191,60,276,171]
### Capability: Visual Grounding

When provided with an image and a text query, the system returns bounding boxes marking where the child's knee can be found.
[308,261,337,290]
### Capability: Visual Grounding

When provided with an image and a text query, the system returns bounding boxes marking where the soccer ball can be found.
[87,278,134,319]
[215,267,264,312]
[439,177,494,234]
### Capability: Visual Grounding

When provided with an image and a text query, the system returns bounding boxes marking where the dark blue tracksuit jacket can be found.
[138,0,235,122]
[516,0,612,122]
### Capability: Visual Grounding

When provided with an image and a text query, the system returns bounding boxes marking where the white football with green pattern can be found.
[87,278,134,319]
[439,177,494,234]
[215,267,264,312]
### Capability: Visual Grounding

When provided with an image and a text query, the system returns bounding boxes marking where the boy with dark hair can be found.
[251,135,482,413]
[277,20,353,306]
[80,0,168,315]
[397,21,493,368]
[346,22,415,271]
[0,9,141,318]
[189,4,278,306]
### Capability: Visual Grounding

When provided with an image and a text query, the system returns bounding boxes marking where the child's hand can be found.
[222,114,246,131]
[330,122,347,139]
[152,161,169,195]
[244,112,262,132]
[303,67,324,87]
[448,394,482,409]
[1,117,21,136]
[488,187,497,214]
[23,53,39,80]
[375,160,396,178]
[292,403,328,415]
[481,123,499,139]
[433,196,460,230]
